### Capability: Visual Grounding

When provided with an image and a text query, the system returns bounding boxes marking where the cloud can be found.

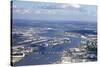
[12,2,81,11]
[27,3,81,10]
[13,7,57,15]
[35,10,41,14]
[22,9,31,14]
[46,10,56,14]
[12,2,82,15]
[60,4,81,9]
[13,8,31,14]
[70,4,81,9]
[61,4,68,8]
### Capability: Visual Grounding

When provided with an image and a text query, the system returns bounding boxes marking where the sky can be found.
[12,1,97,22]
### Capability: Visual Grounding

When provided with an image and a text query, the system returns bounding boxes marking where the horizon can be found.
[12,19,97,24]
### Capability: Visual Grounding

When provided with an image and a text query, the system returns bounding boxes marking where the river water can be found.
[15,36,81,66]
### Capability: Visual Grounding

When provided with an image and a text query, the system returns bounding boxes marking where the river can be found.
[14,36,81,66]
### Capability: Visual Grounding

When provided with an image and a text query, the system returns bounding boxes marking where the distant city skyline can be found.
[12,1,97,22]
